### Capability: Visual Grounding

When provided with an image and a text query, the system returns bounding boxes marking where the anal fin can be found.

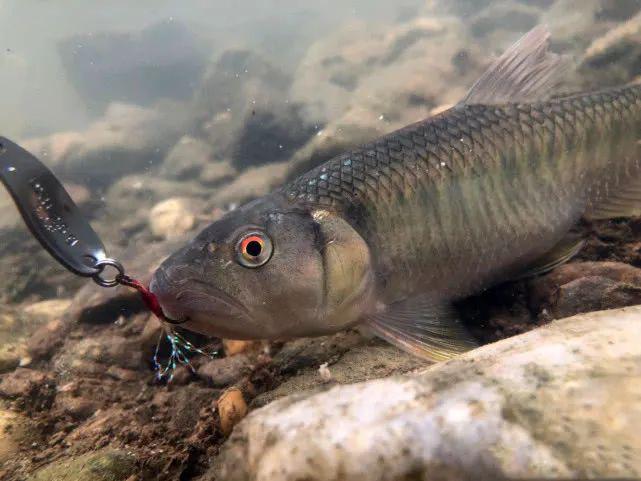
[585,176,641,220]
[363,295,477,362]
[511,235,585,281]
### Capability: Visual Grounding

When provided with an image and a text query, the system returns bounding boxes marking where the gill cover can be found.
[312,210,372,318]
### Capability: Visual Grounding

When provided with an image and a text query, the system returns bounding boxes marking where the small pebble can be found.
[319,362,332,382]
[223,339,256,356]
[217,388,248,436]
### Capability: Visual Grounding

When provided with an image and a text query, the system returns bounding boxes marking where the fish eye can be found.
[236,231,273,268]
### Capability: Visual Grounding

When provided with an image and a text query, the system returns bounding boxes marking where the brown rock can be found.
[602,283,641,309]
[0,368,51,398]
[66,408,125,442]
[217,388,248,436]
[552,276,618,318]
[26,319,71,361]
[149,197,197,240]
[23,299,73,321]
[198,355,251,388]
[223,340,257,356]
[529,261,641,318]
[106,366,140,382]
[54,394,97,421]
[53,335,145,382]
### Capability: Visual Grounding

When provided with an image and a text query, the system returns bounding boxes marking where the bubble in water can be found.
[6,166,16,172]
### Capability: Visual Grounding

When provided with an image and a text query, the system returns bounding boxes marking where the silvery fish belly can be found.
[150,26,641,361]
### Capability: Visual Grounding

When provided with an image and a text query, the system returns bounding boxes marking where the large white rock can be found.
[213,306,641,480]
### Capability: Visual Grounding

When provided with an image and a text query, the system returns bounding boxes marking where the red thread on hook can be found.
[117,274,170,323]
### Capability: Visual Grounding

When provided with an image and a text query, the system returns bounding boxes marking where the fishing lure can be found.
[0,137,196,379]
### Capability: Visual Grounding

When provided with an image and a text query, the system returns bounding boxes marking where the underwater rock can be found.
[210,161,292,207]
[54,336,144,380]
[17,298,73,363]
[23,299,73,322]
[149,197,198,240]
[200,160,238,187]
[25,320,69,362]
[58,21,208,113]
[0,310,26,373]
[196,49,315,170]
[102,174,206,246]
[469,1,540,38]
[0,304,66,372]
[212,306,641,481]
[0,345,22,375]
[160,135,215,181]
[0,368,51,399]
[26,449,136,481]
[596,0,641,21]
[154,385,218,437]
[528,261,641,318]
[291,16,477,126]
[160,135,237,188]
[22,102,188,185]
[198,354,252,388]
[222,340,259,356]
[580,11,641,87]
[217,388,248,436]
[53,393,98,421]
[552,277,641,318]
[0,228,82,304]
[287,16,482,176]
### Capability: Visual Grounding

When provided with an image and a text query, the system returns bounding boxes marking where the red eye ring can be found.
[241,235,264,258]
[236,231,273,268]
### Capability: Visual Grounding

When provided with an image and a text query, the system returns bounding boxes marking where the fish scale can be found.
[284,84,641,299]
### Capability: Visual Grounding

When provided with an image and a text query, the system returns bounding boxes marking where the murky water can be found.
[1,1,640,480]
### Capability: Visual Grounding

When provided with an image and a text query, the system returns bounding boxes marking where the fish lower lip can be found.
[163,315,190,326]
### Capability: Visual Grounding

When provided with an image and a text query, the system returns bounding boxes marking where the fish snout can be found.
[149,266,189,323]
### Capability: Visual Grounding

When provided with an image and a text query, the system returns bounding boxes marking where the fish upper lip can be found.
[188,278,249,314]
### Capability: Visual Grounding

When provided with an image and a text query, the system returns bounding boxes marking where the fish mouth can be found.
[150,265,250,332]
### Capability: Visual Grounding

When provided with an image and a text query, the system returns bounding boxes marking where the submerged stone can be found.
[212,306,641,481]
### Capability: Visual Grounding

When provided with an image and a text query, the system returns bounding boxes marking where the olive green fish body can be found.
[151,26,641,362]
[284,85,641,304]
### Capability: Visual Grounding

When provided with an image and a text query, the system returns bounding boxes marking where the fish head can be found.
[150,194,374,340]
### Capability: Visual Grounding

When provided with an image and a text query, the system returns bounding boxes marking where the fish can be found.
[150,26,641,361]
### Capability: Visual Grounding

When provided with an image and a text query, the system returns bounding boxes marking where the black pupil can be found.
[246,240,262,257]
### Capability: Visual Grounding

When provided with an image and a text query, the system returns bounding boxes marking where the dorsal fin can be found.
[461,25,571,105]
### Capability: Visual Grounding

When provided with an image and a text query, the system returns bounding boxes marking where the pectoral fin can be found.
[511,235,585,280]
[364,295,477,362]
